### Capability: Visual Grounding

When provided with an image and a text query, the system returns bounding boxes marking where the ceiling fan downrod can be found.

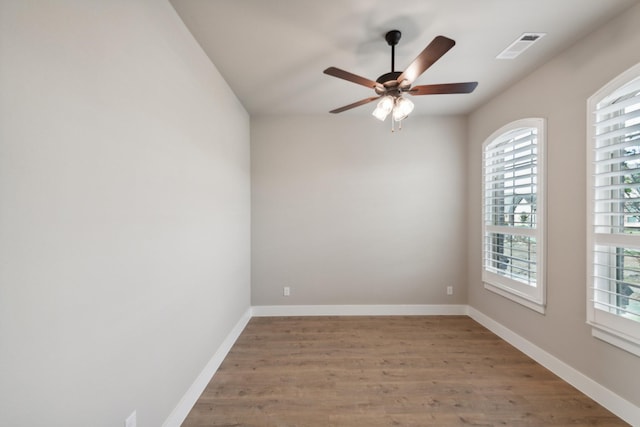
[385,30,401,72]
[375,30,404,86]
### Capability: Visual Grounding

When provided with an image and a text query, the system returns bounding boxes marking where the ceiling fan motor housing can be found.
[376,71,402,85]
[375,72,404,95]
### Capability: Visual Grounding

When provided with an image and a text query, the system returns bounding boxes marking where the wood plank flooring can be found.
[182,316,627,426]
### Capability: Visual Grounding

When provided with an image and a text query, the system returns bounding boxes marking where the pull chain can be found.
[391,119,403,133]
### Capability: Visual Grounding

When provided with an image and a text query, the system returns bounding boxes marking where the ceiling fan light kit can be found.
[324,30,478,131]
[372,95,415,131]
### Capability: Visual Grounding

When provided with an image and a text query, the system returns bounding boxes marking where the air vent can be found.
[497,33,546,59]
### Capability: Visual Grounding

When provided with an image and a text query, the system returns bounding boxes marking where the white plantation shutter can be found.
[588,63,640,356]
[482,118,546,313]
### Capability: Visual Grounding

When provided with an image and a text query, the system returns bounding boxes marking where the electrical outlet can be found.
[446,286,453,295]
[125,411,136,427]
[283,286,291,297]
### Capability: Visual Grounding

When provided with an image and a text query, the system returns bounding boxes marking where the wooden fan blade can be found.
[324,67,383,91]
[397,36,456,85]
[329,96,380,114]
[408,82,478,95]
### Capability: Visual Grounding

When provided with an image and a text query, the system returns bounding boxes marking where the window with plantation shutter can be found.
[482,118,546,313]
[587,63,640,357]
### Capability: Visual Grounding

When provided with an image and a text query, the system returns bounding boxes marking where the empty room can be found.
[2,1,640,426]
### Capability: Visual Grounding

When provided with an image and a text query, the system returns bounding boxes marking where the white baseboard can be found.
[467,307,640,426]
[162,308,252,427]
[251,304,468,317]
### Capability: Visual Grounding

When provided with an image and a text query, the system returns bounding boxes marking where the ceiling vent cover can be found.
[497,32,546,59]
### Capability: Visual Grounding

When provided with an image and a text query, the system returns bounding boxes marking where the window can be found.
[587,63,640,357]
[482,118,546,313]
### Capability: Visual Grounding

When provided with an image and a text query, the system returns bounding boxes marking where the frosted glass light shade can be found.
[372,95,394,121]
[392,97,414,121]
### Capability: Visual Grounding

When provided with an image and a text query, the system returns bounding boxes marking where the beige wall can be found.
[467,3,640,407]
[0,1,250,426]
[251,115,467,306]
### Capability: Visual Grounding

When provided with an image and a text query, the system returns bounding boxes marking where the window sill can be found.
[484,281,546,314]
[589,322,640,358]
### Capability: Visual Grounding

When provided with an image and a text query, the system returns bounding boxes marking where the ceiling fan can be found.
[324,30,478,129]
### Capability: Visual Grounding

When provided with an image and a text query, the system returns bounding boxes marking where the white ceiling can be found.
[169,0,638,116]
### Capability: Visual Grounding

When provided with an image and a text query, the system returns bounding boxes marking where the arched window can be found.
[587,63,640,356]
[482,118,546,313]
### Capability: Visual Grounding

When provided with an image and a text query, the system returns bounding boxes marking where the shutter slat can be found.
[590,299,640,317]
[594,123,640,145]
[485,141,536,159]
[596,94,640,115]
[484,251,536,267]
[485,226,537,237]
[485,133,536,156]
[596,80,640,114]
[594,168,640,179]
[594,152,640,167]
[485,162,536,176]
[487,182,537,192]
[594,182,640,192]
[595,106,640,128]
[485,179,536,189]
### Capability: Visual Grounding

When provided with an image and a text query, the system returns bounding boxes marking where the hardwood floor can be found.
[182,316,627,426]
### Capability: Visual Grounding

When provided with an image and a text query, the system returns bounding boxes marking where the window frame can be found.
[587,62,640,357]
[482,118,547,314]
